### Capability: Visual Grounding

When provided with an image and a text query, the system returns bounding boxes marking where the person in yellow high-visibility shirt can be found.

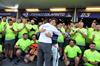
[83,43,99,66]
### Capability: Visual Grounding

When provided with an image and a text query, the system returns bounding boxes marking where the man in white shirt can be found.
[37,19,62,66]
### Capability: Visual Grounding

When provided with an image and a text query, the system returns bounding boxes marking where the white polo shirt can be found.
[38,23,62,43]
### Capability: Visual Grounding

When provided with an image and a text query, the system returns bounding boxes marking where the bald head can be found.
[79,22,84,28]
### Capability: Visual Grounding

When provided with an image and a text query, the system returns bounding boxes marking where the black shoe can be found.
[9,57,13,62]
[15,59,21,65]
[3,57,8,61]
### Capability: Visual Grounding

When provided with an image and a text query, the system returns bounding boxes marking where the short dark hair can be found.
[8,19,12,22]
[50,18,58,23]
[32,34,36,37]
[90,42,96,45]
[70,39,76,44]
[23,33,28,36]
[2,16,6,18]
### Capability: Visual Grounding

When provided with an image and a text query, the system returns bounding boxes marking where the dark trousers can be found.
[37,42,51,66]
[77,45,85,53]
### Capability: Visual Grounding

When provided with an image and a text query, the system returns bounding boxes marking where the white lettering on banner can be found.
[30,13,65,16]
[31,13,44,16]
[23,13,28,17]
[44,13,51,16]
[0,13,11,15]
[80,13,91,17]
[51,13,65,16]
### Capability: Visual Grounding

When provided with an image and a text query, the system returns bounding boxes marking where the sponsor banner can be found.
[21,12,73,17]
[0,12,17,16]
[78,12,100,18]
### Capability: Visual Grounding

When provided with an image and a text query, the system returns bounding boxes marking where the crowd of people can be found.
[0,16,100,66]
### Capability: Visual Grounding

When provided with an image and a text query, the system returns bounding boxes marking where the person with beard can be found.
[1,16,8,26]
[89,24,100,52]
[28,19,39,39]
[82,43,99,66]
[24,34,38,63]
[18,18,31,39]
[14,33,31,64]
[64,40,82,66]
[72,22,87,53]
[3,19,17,62]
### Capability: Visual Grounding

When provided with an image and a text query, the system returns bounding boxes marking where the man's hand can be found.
[64,58,68,63]
[24,24,26,28]
[93,35,95,39]
[59,29,62,32]
[83,57,88,62]
[4,25,7,29]
[10,27,14,31]
[39,28,46,32]
[78,30,81,33]
[45,32,52,38]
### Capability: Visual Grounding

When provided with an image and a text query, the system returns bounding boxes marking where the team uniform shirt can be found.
[89,31,100,50]
[18,23,32,38]
[13,22,18,36]
[13,22,18,29]
[64,45,82,58]
[29,24,39,38]
[0,45,2,51]
[0,23,4,38]
[1,21,8,26]
[30,40,38,44]
[57,27,65,43]
[16,38,31,51]
[5,24,17,40]
[86,28,94,43]
[74,28,87,46]
[38,23,62,43]
[83,49,99,66]
[70,27,79,40]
